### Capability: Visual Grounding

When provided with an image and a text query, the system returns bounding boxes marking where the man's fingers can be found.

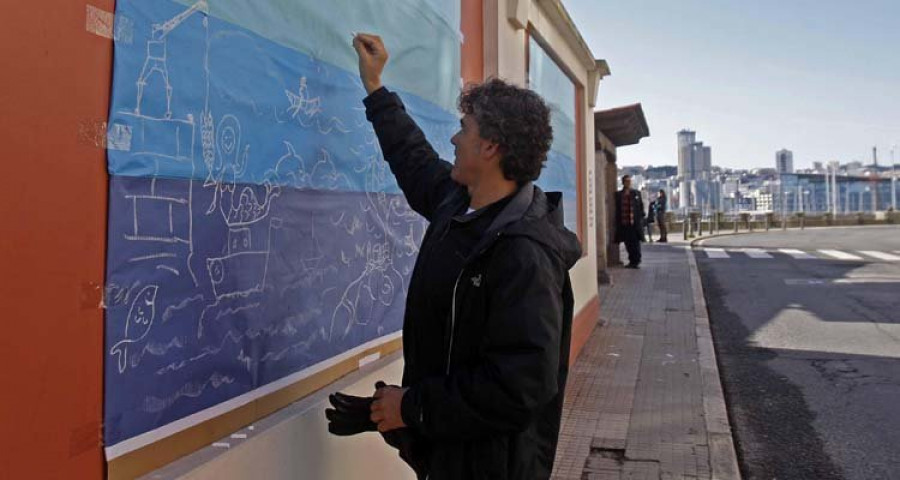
[352,37,367,55]
[354,33,386,57]
[355,33,381,46]
[370,410,385,423]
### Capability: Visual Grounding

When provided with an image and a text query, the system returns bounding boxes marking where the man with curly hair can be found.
[327,33,582,479]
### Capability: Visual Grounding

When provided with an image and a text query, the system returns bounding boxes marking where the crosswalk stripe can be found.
[859,251,900,261]
[819,249,863,261]
[742,248,773,259]
[779,249,815,259]
[705,248,730,258]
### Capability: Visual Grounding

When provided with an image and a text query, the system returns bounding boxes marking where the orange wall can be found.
[461,0,484,85]
[0,2,112,478]
[570,296,599,366]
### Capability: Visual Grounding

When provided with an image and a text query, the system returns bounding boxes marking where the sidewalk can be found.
[552,244,740,480]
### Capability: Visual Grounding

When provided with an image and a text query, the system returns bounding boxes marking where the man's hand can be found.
[370,384,408,432]
[352,33,388,95]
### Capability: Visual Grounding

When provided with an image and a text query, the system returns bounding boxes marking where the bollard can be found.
[683,217,689,240]
[765,216,770,231]
[733,217,738,233]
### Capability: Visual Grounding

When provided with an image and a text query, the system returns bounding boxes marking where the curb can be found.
[690,231,752,248]
[686,248,742,480]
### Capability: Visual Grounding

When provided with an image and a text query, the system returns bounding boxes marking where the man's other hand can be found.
[370,383,408,432]
[352,33,388,95]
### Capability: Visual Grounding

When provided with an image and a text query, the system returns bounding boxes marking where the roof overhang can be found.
[594,103,650,147]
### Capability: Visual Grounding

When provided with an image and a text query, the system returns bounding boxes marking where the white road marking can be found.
[742,248,773,259]
[819,249,863,261]
[859,251,900,262]
[779,249,815,259]
[705,248,730,258]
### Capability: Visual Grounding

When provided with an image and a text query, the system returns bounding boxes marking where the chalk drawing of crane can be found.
[135,0,209,118]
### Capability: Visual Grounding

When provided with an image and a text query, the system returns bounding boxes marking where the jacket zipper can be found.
[444,232,502,375]
[445,268,465,375]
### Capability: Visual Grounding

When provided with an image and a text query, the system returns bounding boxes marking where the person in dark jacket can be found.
[645,199,656,242]
[613,175,644,268]
[327,33,582,479]
[656,189,668,242]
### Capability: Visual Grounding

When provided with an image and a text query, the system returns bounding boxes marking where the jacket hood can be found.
[476,183,583,270]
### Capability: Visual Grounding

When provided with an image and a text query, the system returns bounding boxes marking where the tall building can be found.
[677,130,696,179]
[677,129,714,210]
[677,130,712,180]
[776,149,794,174]
[701,145,712,173]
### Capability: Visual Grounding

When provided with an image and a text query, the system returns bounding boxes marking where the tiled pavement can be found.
[552,244,740,480]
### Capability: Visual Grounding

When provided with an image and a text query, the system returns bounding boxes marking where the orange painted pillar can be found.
[461,0,484,85]
[0,2,112,478]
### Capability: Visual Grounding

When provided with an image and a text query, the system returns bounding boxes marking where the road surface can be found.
[695,226,900,480]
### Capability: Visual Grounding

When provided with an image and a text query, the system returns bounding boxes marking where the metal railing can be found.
[664,209,897,239]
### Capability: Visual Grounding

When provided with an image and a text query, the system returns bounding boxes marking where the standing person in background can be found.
[656,190,668,242]
[645,197,656,242]
[614,175,645,268]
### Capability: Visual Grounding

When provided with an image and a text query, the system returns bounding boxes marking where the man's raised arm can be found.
[353,33,462,221]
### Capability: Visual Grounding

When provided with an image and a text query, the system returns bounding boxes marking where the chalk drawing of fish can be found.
[110,285,159,373]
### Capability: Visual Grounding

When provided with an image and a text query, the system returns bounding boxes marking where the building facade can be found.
[677,129,712,181]
[776,148,794,174]
[777,173,894,214]
[676,130,714,211]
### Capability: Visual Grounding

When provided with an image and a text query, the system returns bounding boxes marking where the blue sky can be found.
[565,0,900,170]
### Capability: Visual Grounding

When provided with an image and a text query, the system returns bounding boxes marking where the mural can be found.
[104,0,460,457]
[529,36,579,233]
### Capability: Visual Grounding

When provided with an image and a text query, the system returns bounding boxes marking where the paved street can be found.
[695,226,900,480]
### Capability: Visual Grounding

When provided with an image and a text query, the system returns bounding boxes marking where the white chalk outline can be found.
[105,331,401,459]
[109,285,160,374]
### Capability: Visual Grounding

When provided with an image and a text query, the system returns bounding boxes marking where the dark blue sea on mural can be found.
[104,176,426,444]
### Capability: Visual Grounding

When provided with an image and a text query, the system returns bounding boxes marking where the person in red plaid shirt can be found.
[613,175,645,268]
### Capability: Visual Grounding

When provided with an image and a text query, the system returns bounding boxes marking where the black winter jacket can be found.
[364,87,582,479]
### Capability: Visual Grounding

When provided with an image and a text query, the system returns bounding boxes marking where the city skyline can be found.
[566,0,900,171]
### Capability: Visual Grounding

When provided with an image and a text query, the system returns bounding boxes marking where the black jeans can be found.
[621,225,642,266]
[656,212,667,241]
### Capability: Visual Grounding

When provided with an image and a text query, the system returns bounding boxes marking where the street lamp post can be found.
[832,162,839,218]
[846,184,851,214]
[892,145,897,211]
[783,190,792,229]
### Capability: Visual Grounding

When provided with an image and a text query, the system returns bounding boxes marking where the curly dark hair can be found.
[458,78,553,183]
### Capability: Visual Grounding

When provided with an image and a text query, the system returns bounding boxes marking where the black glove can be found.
[325,381,387,436]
